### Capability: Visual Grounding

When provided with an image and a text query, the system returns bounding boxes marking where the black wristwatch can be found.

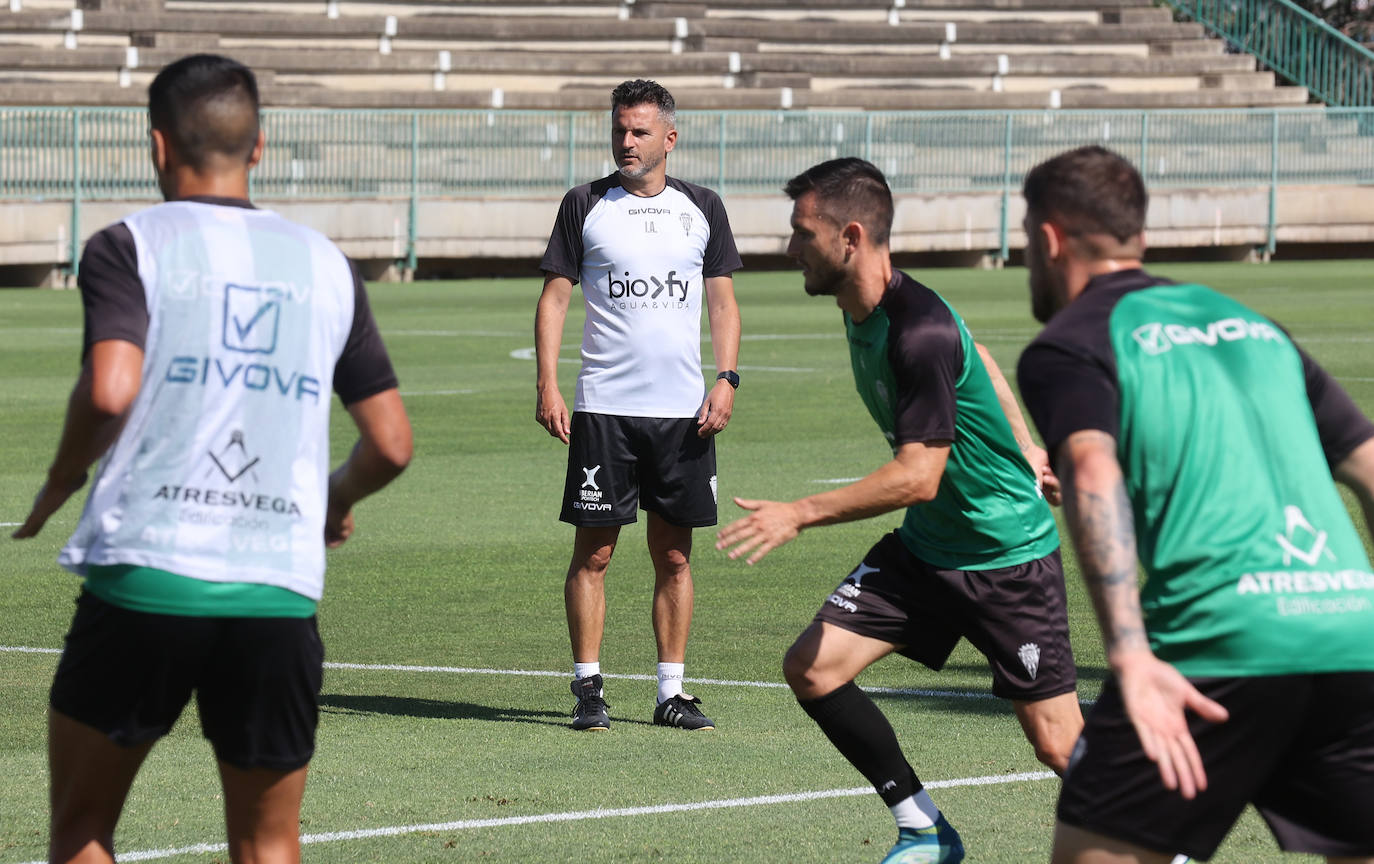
[716,370,740,389]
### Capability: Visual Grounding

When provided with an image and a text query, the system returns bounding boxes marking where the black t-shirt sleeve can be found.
[78,222,147,361]
[539,186,589,283]
[886,293,960,446]
[333,260,399,405]
[701,192,743,279]
[1018,341,1121,457]
[1294,341,1374,467]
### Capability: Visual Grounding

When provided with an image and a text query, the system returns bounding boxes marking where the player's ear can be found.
[841,220,863,254]
[663,125,677,154]
[1040,220,1065,261]
[149,128,169,174]
[247,127,265,169]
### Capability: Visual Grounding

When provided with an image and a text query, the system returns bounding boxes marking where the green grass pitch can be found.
[1,260,1371,863]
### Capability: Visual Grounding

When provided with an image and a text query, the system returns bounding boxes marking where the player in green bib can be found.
[717,158,1082,864]
[1017,145,1374,863]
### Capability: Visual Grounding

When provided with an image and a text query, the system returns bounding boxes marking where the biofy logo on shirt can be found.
[608,270,689,302]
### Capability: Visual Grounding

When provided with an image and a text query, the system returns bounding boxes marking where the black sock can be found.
[798,681,922,806]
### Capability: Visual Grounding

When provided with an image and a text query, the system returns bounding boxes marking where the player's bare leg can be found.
[1012,691,1083,775]
[219,762,309,864]
[786,623,963,862]
[565,525,620,729]
[647,512,715,728]
[48,708,155,864]
[1052,823,1175,864]
[565,525,621,663]
[646,512,692,665]
[783,620,895,698]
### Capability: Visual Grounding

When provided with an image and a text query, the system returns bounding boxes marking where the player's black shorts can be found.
[1058,672,1374,860]
[812,532,1075,701]
[50,590,324,772]
[560,411,718,528]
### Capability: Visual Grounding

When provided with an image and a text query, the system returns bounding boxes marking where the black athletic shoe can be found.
[570,675,610,731]
[652,693,715,730]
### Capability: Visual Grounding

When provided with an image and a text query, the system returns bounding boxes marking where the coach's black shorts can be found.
[50,591,324,772]
[1058,672,1374,860]
[812,532,1076,701]
[560,411,717,527]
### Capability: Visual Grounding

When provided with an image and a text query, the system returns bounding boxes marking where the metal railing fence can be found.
[2,106,1371,269]
[1161,0,1374,107]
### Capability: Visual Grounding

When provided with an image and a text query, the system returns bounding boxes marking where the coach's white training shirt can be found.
[540,175,741,418]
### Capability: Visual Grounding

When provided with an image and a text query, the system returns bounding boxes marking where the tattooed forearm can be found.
[1058,430,1151,658]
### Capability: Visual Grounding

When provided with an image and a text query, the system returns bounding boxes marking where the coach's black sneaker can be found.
[652,693,715,730]
[570,675,610,731]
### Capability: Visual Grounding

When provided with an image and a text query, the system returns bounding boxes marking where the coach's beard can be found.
[617,151,663,180]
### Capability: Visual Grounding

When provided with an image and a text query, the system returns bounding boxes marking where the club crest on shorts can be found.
[1018,642,1041,679]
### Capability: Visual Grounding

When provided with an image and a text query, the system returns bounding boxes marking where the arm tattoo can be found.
[1060,431,1151,656]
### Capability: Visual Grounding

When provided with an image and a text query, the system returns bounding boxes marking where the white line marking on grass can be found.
[814,477,863,484]
[1337,376,1374,383]
[399,389,479,397]
[322,662,1003,701]
[0,522,22,527]
[3,648,998,701]
[10,771,1055,864]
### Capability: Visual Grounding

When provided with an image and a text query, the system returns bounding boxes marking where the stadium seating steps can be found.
[0,0,1310,110]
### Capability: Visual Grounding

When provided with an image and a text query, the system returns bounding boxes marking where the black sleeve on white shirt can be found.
[78,222,147,361]
[333,259,399,405]
[539,180,606,284]
[668,178,743,278]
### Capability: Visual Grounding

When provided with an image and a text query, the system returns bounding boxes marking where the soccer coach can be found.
[14,54,411,864]
[535,79,742,732]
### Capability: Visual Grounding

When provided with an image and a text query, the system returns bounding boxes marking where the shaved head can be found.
[148,54,260,172]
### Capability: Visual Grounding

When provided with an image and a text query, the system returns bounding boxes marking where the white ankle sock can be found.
[573,662,601,692]
[656,662,684,704]
[890,789,940,830]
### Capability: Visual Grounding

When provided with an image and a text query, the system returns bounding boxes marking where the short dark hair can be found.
[784,157,893,246]
[1022,145,1147,247]
[610,79,676,126]
[148,54,260,172]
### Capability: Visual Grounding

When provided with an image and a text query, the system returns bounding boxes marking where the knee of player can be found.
[651,546,691,575]
[1030,736,1074,776]
[569,548,614,578]
[781,646,822,695]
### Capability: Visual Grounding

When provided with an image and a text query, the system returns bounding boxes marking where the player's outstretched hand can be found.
[1024,443,1062,506]
[716,496,802,564]
[536,385,571,445]
[12,473,87,539]
[696,380,735,438]
[1114,650,1228,800]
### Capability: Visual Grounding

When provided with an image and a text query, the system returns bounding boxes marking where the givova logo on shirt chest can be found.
[608,270,689,301]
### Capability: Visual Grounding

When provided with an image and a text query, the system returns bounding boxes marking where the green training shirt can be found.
[1020,269,1374,676]
[86,564,317,618]
[846,271,1059,570]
